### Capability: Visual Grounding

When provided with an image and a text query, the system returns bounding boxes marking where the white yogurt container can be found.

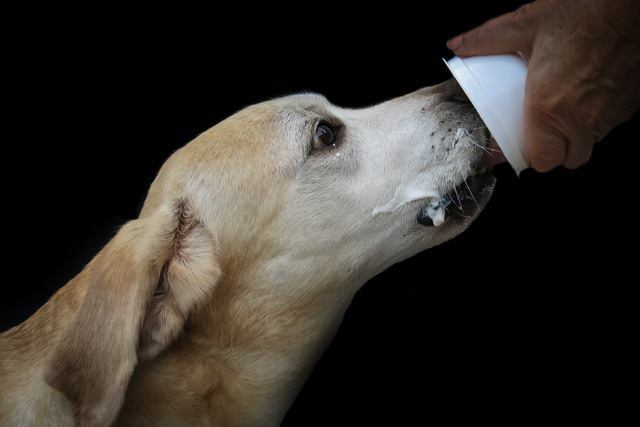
[443,54,529,174]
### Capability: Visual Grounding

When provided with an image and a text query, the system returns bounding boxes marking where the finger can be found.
[447,6,536,58]
[561,114,596,170]
[523,102,568,172]
[554,102,597,170]
[525,132,568,172]
[564,139,594,169]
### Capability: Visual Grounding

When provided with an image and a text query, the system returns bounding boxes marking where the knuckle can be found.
[511,4,533,30]
[462,28,481,48]
[576,103,610,142]
[457,31,469,50]
[528,95,562,122]
[528,86,582,126]
[576,107,599,133]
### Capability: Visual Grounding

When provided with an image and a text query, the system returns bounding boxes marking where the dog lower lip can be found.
[417,171,495,227]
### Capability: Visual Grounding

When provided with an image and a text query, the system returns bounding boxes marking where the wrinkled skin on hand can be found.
[448,0,640,171]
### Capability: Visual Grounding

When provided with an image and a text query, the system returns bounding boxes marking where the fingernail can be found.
[447,35,463,51]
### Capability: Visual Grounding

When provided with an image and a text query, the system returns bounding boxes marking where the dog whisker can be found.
[451,182,464,214]
[460,169,479,208]
[464,133,495,158]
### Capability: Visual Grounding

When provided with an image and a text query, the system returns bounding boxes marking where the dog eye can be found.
[311,122,337,151]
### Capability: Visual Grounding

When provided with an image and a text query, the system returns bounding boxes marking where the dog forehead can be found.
[271,92,331,108]
[268,93,340,121]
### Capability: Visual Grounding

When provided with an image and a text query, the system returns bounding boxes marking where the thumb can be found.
[447,6,537,58]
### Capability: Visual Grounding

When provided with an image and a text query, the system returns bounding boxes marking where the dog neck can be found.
[1,247,363,426]
[118,258,359,426]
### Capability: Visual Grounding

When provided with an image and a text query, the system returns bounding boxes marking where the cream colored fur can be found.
[0,80,493,426]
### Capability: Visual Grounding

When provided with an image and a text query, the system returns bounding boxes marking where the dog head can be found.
[141,79,495,280]
[45,79,496,424]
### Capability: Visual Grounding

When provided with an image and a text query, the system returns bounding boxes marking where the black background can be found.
[2,2,637,424]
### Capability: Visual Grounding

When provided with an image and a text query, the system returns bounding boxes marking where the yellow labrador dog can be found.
[0,79,496,426]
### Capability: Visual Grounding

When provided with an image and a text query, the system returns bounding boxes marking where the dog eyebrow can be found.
[301,104,326,115]
[279,103,343,157]
[298,105,343,131]
[281,105,335,135]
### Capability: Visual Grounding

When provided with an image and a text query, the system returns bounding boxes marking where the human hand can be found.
[447,0,640,171]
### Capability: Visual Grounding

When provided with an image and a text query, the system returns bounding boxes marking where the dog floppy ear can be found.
[45,201,220,426]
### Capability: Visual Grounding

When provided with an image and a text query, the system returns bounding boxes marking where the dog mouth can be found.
[416,170,496,227]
